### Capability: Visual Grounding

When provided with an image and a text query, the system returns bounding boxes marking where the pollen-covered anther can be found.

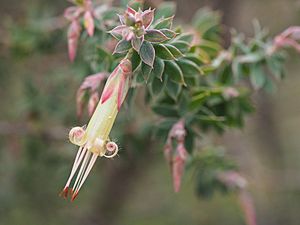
[69,126,85,145]
[104,141,119,158]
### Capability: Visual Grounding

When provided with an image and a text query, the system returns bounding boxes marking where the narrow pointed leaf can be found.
[154,16,174,29]
[176,59,202,77]
[144,29,170,43]
[165,44,184,58]
[166,79,182,101]
[160,29,177,39]
[154,44,176,60]
[131,36,143,52]
[172,41,190,53]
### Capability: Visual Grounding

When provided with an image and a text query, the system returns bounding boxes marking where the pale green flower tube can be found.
[62,58,132,201]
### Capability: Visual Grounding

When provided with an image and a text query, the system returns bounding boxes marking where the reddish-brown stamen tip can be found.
[60,187,69,199]
[71,191,79,202]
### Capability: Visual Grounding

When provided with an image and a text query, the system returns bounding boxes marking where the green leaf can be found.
[166,79,182,101]
[175,33,194,43]
[141,63,152,83]
[171,41,190,53]
[154,16,174,29]
[250,64,266,89]
[131,50,141,71]
[165,61,185,85]
[150,77,165,95]
[154,44,176,60]
[131,37,143,52]
[113,40,131,54]
[144,29,169,43]
[165,44,184,58]
[160,29,177,39]
[140,41,155,67]
[176,59,202,77]
[151,58,165,80]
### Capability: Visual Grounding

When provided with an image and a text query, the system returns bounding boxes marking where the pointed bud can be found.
[68,20,81,62]
[84,10,94,36]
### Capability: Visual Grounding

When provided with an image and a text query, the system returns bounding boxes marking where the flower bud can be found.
[69,126,86,145]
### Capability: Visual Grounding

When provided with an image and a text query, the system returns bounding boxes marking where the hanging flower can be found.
[61,59,132,201]
[64,0,95,62]
[164,119,188,192]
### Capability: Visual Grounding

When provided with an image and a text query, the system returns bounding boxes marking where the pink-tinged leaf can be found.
[131,36,144,52]
[118,14,125,25]
[142,8,155,29]
[140,41,155,68]
[84,11,94,36]
[68,38,78,62]
[64,6,83,21]
[126,6,137,17]
[172,155,185,193]
[239,191,257,225]
[113,40,132,54]
[109,25,127,40]
[144,29,169,43]
[88,92,99,116]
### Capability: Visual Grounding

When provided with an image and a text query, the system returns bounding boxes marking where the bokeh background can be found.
[1,0,300,225]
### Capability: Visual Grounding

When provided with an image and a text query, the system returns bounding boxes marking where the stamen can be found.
[104,141,119,158]
[75,153,98,195]
[72,150,91,194]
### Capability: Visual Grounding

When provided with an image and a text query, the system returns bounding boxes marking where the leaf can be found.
[160,29,177,39]
[131,50,141,71]
[250,64,266,90]
[165,44,184,58]
[154,44,176,60]
[176,59,202,77]
[171,41,190,53]
[131,36,144,52]
[150,77,165,95]
[141,62,152,83]
[140,41,155,67]
[154,16,174,29]
[151,58,165,80]
[175,33,194,43]
[165,61,185,85]
[144,29,170,43]
[113,40,131,54]
[166,79,182,101]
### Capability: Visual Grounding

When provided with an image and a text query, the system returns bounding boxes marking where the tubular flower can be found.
[164,119,188,192]
[61,59,132,201]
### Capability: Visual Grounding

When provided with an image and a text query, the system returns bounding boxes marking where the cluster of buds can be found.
[271,26,300,54]
[64,0,95,61]
[76,72,108,119]
[61,59,132,201]
[110,6,173,54]
[164,119,188,192]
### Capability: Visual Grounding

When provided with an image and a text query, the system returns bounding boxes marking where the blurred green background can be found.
[1,0,300,225]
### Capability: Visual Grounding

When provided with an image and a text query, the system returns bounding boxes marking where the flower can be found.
[64,0,95,61]
[61,59,132,201]
[271,26,300,54]
[164,119,188,192]
[110,6,172,53]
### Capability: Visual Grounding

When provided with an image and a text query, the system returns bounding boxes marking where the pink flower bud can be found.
[84,10,94,36]
[68,20,81,62]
